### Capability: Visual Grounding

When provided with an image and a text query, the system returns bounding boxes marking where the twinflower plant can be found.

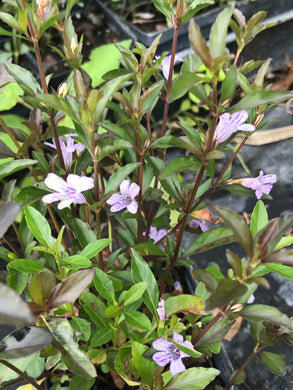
[0,0,293,389]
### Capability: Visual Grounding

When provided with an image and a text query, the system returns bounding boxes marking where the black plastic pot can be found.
[97,0,293,56]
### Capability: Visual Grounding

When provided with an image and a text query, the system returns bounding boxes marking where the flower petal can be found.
[44,173,67,192]
[106,194,124,206]
[238,124,255,132]
[128,182,140,198]
[170,358,185,376]
[230,110,248,126]
[152,351,172,367]
[120,180,130,195]
[153,338,173,351]
[42,193,63,204]
[172,332,184,343]
[127,200,138,214]
[110,203,127,213]
[67,174,94,192]
[58,199,73,209]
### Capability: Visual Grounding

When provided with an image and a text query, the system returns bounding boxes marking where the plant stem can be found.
[192,308,225,345]
[0,359,45,390]
[91,134,104,269]
[0,116,21,151]
[225,345,264,389]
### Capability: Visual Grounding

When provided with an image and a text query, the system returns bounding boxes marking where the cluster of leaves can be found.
[0,0,293,389]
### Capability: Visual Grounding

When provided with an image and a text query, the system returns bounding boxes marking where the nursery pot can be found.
[96,0,293,56]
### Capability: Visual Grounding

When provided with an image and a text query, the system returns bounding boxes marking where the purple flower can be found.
[152,332,194,376]
[241,170,277,199]
[157,298,165,321]
[42,173,94,209]
[188,218,209,232]
[149,226,167,243]
[247,294,255,304]
[45,134,85,171]
[155,55,183,80]
[106,180,140,214]
[214,110,255,144]
[174,281,182,291]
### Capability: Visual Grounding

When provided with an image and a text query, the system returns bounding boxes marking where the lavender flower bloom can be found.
[152,332,194,376]
[174,281,182,291]
[247,294,255,304]
[149,226,167,243]
[155,55,183,80]
[106,180,140,214]
[157,298,165,321]
[214,110,255,144]
[188,218,209,232]
[45,134,85,171]
[241,170,277,199]
[42,173,94,210]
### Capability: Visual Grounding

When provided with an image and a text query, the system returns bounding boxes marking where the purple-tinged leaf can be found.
[192,268,219,292]
[210,205,254,258]
[238,305,293,330]
[0,202,20,239]
[48,269,95,309]
[205,278,248,311]
[0,284,34,326]
[0,327,52,359]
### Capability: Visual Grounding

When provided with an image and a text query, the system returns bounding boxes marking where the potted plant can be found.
[0,0,293,389]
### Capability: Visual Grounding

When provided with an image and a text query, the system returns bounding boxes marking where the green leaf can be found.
[231,90,293,111]
[164,367,220,390]
[5,63,41,95]
[0,284,34,326]
[82,40,132,87]
[260,351,286,376]
[170,72,203,102]
[105,163,141,194]
[209,6,233,58]
[94,268,116,304]
[14,186,48,206]
[0,202,20,239]
[44,318,96,379]
[262,263,293,280]
[172,339,202,359]
[80,238,112,259]
[221,65,237,102]
[238,305,293,329]
[165,294,205,317]
[131,250,159,318]
[183,227,234,259]
[79,291,108,328]
[7,259,45,274]
[0,159,36,180]
[132,341,156,386]
[70,376,95,390]
[0,327,52,359]
[91,327,113,347]
[210,205,254,258]
[24,205,53,248]
[0,354,38,384]
[0,12,21,32]
[61,255,93,269]
[123,282,147,306]
[250,200,269,236]
[161,156,201,178]
[71,318,91,342]
[124,310,152,330]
